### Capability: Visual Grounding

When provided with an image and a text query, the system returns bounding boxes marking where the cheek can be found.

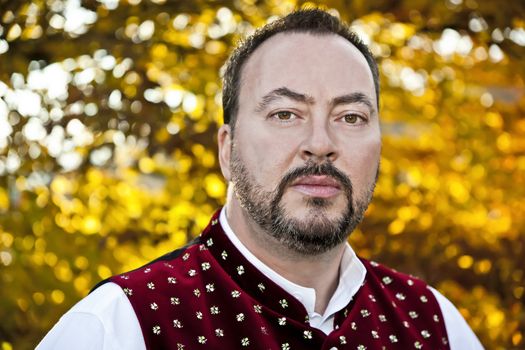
[343,137,381,188]
[243,126,300,160]
[236,135,295,183]
[362,139,382,169]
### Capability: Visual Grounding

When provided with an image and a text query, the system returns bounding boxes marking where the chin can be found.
[285,197,347,221]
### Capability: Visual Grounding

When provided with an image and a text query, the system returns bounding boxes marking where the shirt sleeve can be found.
[429,287,485,350]
[36,282,146,350]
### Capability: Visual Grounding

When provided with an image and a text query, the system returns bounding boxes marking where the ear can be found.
[218,124,232,181]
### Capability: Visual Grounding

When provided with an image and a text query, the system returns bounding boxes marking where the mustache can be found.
[274,162,354,200]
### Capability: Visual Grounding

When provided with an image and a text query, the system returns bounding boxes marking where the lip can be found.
[290,175,341,198]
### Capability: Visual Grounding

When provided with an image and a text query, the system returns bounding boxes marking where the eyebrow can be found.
[255,87,314,112]
[255,87,376,115]
[330,92,375,114]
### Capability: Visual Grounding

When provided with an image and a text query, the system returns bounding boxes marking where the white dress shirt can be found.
[37,209,484,349]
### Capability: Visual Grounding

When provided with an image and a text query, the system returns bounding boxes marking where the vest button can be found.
[330,347,338,350]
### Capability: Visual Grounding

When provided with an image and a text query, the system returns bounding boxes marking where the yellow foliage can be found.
[0,1,524,349]
[204,173,226,198]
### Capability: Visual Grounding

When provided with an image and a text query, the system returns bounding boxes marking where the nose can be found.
[299,119,338,163]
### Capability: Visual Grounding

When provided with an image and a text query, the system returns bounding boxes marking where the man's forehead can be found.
[238,32,376,107]
[243,31,362,66]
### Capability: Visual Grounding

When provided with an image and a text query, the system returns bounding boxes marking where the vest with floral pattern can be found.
[101,210,450,349]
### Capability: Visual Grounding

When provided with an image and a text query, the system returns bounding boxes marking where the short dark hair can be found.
[221,8,380,129]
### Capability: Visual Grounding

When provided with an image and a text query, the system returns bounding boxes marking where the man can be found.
[38,9,483,349]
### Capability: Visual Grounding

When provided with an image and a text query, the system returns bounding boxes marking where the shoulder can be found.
[80,282,135,317]
[36,283,144,350]
[428,287,485,349]
[38,238,206,350]
[359,258,484,349]
[360,257,429,289]
[106,237,204,291]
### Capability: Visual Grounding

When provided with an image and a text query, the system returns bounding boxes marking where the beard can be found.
[230,148,377,256]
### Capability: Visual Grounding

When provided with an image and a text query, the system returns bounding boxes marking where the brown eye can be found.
[275,111,294,120]
[344,114,360,124]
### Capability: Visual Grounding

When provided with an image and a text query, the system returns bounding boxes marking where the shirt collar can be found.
[219,207,366,321]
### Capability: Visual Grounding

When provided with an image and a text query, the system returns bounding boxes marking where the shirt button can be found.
[330,347,338,350]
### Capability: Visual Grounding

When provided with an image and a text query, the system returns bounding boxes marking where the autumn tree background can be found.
[0,0,524,349]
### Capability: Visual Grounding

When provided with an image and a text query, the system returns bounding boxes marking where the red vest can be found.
[106,211,450,349]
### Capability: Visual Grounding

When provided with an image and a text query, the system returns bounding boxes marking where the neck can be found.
[225,197,345,314]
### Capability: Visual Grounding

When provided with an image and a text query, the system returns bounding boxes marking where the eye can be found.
[271,111,297,121]
[342,113,365,124]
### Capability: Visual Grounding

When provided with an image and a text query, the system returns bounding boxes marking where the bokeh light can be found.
[1,1,524,349]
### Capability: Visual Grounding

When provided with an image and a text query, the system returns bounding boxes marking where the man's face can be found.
[220,32,381,255]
